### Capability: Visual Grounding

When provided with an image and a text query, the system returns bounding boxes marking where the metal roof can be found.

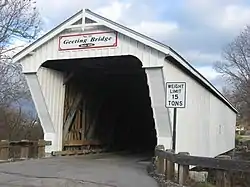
[12,9,238,113]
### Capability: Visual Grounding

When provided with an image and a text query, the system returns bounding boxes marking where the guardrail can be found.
[0,139,51,161]
[155,147,250,187]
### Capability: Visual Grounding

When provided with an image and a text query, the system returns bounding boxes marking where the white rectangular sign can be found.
[166,82,186,108]
[59,31,117,51]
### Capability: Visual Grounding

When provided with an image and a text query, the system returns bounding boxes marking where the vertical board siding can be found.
[21,26,165,73]
[37,67,65,150]
[24,74,55,133]
[145,68,172,148]
[20,23,236,154]
[21,26,166,151]
[209,95,236,157]
[163,61,236,157]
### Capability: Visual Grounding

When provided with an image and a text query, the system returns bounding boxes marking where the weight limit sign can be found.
[165,82,186,152]
[166,82,186,108]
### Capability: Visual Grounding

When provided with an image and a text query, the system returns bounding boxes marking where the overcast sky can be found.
[33,0,250,90]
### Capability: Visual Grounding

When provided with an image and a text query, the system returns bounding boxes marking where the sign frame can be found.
[58,31,118,51]
[165,81,187,109]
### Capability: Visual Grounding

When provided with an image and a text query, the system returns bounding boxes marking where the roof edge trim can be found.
[85,9,238,113]
[13,10,83,62]
[165,56,238,114]
[12,8,238,113]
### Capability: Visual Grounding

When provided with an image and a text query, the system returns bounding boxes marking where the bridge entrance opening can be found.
[43,55,157,154]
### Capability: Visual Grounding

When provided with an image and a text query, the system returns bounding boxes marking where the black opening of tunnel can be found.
[42,55,157,154]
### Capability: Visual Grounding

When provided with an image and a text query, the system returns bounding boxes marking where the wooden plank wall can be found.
[63,81,82,143]
[63,79,102,150]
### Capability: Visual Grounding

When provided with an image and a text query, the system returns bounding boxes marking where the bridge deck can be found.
[0,153,158,187]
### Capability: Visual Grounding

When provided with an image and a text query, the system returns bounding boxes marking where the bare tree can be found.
[0,0,41,104]
[214,26,250,126]
[0,0,41,56]
[0,0,42,139]
[0,63,28,107]
[0,106,43,140]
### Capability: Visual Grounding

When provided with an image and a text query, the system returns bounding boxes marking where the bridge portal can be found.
[13,9,236,158]
[42,56,157,153]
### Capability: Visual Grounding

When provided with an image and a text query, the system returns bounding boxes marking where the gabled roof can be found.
[12,9,238,113]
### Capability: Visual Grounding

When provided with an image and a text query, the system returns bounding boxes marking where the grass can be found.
[235,134,243,145]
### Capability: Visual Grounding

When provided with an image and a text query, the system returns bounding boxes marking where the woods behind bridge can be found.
[214,25,250,129]
[0,0,43,141]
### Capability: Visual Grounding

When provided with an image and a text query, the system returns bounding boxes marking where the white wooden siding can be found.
[209,95,236,157]
[145,68,172,148]
[21,26,168,152]
[37,67,65,150]
[163,60,236,157]
[21,26,165,73]
[19,24,236,155]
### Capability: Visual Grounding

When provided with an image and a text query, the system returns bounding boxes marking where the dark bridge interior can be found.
[43,55,157,154]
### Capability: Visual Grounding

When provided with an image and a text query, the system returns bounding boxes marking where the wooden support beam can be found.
[155,145,165,176]
[165,149,175,181]
[0,140,9,160]
[155,149,250,172]
[63,93,82,140]
[216,155,232,187]
[81,100,86,140]
[38,139,46,158]
[52,148,105,157]
[64,140,101,146]
[178,152,190,185]
[157,156,165,176]
[63,72,74,85]
[20,140,30,159]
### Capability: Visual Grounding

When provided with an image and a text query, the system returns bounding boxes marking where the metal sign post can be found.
[165,82,186,153]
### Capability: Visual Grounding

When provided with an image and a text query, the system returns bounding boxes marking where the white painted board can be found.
[166,82,186,108]
[59,31,117,51]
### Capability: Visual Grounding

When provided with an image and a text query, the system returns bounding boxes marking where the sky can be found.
[32,0,250,90]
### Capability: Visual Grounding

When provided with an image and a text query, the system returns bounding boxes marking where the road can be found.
[0,152,158,187]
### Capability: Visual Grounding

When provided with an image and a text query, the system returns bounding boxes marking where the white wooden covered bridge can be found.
[13,9,237,157]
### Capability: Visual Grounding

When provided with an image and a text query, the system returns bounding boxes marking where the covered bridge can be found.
[13,9,237,157]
